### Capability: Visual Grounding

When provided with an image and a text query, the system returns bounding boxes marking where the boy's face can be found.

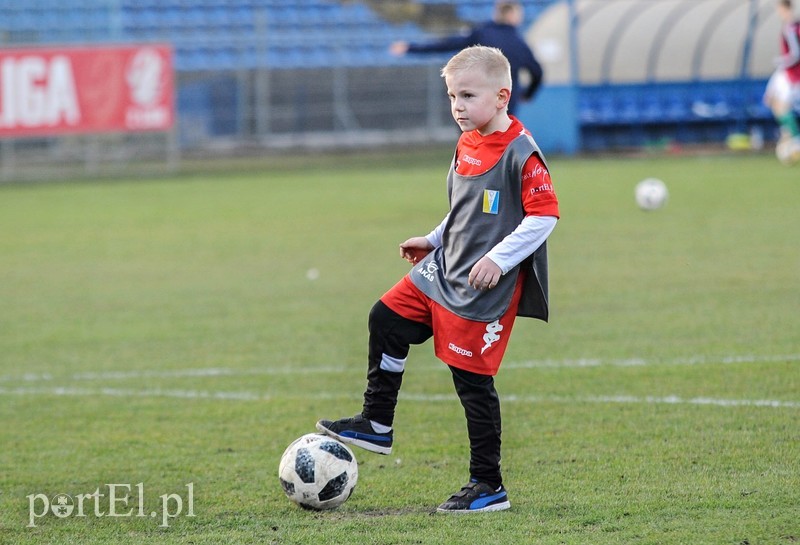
[445,70,510,135]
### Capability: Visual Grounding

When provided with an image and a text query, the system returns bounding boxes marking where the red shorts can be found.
[380,275,524,376]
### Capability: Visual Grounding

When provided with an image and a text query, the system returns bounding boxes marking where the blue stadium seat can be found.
[616,92,641,124]
[578,93,606,125]
[663,95,690,122]
[640,95,665,123]
[596,95,618,125]
[747,89,773,120]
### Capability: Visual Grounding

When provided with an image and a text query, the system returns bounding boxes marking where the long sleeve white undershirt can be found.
[425,215,558,275]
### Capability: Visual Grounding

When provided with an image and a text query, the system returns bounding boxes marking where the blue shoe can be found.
[436,481,511,513]
[316,414,393,455]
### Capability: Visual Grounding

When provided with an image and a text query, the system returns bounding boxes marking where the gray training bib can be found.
[410,133,550,323]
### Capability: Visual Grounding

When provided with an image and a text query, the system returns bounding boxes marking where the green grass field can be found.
[1,149,798,544]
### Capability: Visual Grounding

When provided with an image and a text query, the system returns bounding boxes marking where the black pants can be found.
[362,300,503,489]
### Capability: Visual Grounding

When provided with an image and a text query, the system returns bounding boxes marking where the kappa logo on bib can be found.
[482,190,499,214]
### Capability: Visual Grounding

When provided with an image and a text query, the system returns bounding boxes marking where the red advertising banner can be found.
[0,44,174,137]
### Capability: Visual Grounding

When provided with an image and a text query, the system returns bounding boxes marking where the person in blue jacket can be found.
[390,1,543,115]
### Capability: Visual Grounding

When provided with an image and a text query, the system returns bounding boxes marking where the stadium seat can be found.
[663,95,690,122]
[640,95,665,123]
[747,89,773,120]
[616,93,641,124]
[578,96,600,125]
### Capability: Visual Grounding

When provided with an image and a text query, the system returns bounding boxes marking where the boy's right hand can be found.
[399,237,434,264]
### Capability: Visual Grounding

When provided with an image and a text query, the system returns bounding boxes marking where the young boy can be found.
[317,45,559,513]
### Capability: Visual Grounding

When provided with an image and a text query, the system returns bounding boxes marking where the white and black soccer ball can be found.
[635,178,668,211]
[278,433,358,510]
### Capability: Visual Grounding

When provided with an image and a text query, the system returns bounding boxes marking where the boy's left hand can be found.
[468,257,502,291]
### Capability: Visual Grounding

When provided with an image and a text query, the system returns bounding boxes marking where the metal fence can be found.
[0,62,456,182]
[177,64,455,148]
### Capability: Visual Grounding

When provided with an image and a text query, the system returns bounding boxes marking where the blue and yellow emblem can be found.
[482,190,499,214]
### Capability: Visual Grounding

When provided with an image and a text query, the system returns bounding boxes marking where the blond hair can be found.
[440,45,512,92]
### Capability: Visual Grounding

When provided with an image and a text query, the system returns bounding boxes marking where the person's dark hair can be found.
[496,2,521,18]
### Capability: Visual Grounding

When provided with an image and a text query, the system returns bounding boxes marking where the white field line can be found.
[0,366,348,384]
[402,393,800,409]
[0,353,797,409]
[0,386,798,409]
[1,353,799,385]
[0,386,269,401]
[503,353,800,370]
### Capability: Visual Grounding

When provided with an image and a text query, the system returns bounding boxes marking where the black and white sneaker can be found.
[436,480,511,513]
[316,414,393,455]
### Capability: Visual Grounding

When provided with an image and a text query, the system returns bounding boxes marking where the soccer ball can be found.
[278,433,358,510]
[634,178,668,211]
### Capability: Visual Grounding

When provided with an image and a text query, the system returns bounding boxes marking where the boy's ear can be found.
[497,88,511,109]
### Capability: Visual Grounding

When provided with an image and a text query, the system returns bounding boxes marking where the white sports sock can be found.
[370,420,392,434]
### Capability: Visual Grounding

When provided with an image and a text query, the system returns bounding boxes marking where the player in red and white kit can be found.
[318,46,559,513]
[765,0,800,159]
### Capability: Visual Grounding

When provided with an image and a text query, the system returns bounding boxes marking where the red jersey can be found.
[454,116,560,219]
[780,20,800,83]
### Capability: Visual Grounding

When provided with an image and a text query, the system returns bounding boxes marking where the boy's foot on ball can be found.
[316,414,393,455]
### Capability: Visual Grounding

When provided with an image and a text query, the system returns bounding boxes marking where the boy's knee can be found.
[369,300,394,328]
[369,301,403,340]
[369,300,432,346]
